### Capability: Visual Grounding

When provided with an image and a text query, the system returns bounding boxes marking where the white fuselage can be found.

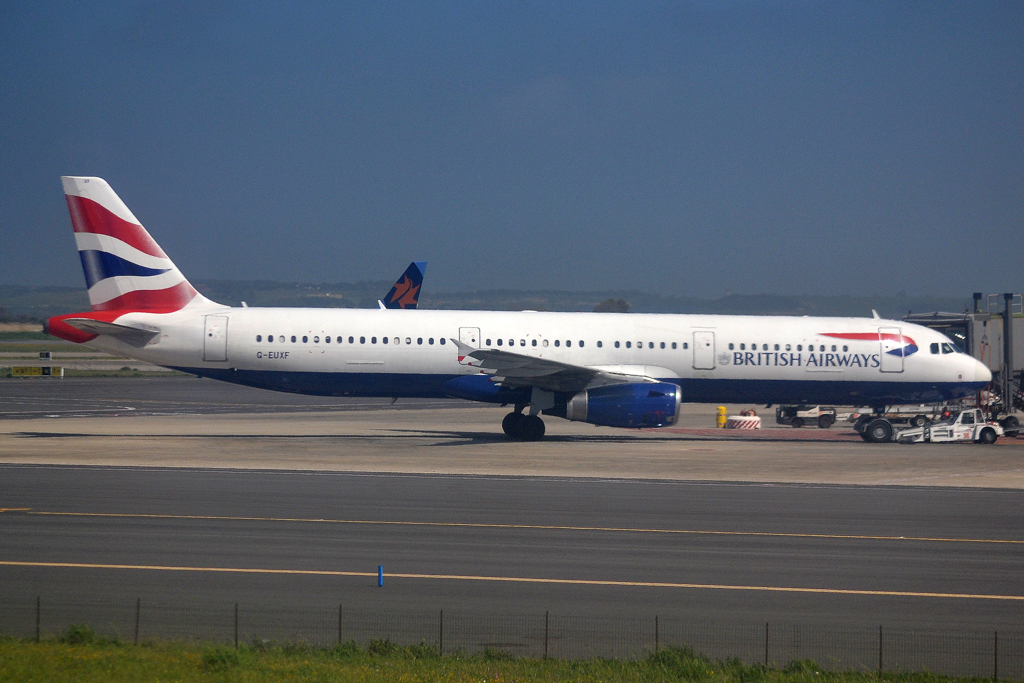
[83,306,991,407]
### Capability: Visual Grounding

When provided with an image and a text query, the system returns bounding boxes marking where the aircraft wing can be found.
[62,318,160,348]
[450,339,659,393]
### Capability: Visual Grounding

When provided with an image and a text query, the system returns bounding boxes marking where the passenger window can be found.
[785,344,791,351]
[626,341,631,348]
[579,341,584,348]
[348,336,354,344]
[942,343,954,354]
[820,345,825,352]
[597,341,603,348]
[648,342,654,349]
[372,337,378,344]
[291,336,297,343]
[382,337,388,344]
[440,338,446,345]
[429,338,434,345]
[773,344,779,351]
[542,340,549,347]
[761,344,766,351]
[509,339,514,346]
[797,345,802,351]
[831,345,836,352]
[325,336,330,343]
[566,340,572,347]
[486,339,491,345]
[532,340,538,347]
[683,342,688,349]
[671,342,677,349]
[520,340,525,346]
[740,344,745,350]
[417,338,423,345]
[554,340,560,347]
[302,336,308,343]
[614,341,620,348]
[267,335,273,344]
[405,338,411,345]
[729,343,735,350]
[314,336,320,343]
[394,337,400,345]
[842,345,847,352]
[256,335,262,342]
[360,336,365,344]
[497,339,503,346]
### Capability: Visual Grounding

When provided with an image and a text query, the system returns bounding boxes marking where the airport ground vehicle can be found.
[775,405,836,428]
[892,409,1003,444]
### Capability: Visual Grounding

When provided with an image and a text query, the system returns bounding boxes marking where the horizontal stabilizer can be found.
[62,318,160,348]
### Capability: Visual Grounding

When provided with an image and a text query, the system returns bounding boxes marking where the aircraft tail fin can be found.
[381,261,427,309]
[61,176,216,312]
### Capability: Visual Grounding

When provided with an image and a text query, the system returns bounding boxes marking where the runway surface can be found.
[0,376,471,419]
[2,464,1023,632]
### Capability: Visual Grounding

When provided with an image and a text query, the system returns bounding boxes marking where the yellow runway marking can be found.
[0,560,1021,601]
[13,510,1024,546]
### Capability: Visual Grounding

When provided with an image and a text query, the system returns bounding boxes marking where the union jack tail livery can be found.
[62,176,213,312]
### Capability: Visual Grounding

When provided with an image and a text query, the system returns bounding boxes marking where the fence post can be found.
[765,622,769,666]
[878,625,883,676]
[234,603,239,649]
[35,596,40,643]
[544,611,549,659]
[338,604,342,646]
[134,598,141,645]
[655,615,659,654]
[439,610,444,656]
[994,630,998,682]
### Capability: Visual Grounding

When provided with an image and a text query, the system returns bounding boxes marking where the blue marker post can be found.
[378,565,383,587]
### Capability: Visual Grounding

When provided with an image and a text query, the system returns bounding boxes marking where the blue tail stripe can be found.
[79,250,171,289]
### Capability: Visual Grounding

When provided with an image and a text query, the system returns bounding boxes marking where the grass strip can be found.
[0,625,983,683]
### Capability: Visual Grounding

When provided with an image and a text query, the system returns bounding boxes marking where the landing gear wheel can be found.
[910,415,928,428]
[978,427,998,445]
[865,418,893,443]
[791,417,804,428]
[520,415,546,441]
[817,415,833,429]
[502,412,525,440]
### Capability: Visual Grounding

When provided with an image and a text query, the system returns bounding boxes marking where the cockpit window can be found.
[930,343,939,354]
[941,343,955,354]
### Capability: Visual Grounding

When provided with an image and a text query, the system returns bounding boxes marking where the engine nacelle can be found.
[563,382,681,429]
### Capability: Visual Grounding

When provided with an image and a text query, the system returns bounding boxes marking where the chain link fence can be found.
[1,596,1020,678]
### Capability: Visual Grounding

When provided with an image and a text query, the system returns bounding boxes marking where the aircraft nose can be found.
[974,358,992,383]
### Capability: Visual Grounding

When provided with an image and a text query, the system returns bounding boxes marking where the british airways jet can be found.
[46,177,991,442]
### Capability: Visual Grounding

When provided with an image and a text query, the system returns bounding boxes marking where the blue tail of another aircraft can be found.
[381,261,427,309]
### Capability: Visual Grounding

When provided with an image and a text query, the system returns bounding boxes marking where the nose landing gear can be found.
[502,411,546,441]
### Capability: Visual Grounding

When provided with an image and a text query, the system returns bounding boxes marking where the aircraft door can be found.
[692,331,715,370]
[459,327,480,348]
[203,315,228,362]
[878,326,904,373]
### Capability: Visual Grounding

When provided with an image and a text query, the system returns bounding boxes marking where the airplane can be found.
[380,261,427,309]
[46,176,992,442]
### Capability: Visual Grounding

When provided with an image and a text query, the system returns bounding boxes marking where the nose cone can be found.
[974,358,992,383]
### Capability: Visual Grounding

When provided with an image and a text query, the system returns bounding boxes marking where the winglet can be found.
[381,261,427,309]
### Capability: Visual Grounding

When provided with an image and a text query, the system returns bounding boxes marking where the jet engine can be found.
[560,382,681,429]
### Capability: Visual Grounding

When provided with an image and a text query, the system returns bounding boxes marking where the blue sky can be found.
[1,1,1021,297]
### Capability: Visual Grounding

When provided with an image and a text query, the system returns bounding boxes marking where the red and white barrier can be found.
[726,416,762,429]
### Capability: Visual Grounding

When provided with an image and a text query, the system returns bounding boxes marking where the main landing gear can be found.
[502,410,546,441]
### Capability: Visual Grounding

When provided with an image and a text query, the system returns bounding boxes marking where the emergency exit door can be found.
[692,331,715,370]
[203,315,228,362]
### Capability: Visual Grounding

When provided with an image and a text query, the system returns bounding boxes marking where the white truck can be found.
[893,409,1003,444]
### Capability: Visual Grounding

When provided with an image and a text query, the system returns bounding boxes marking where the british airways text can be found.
[732,352,880,368]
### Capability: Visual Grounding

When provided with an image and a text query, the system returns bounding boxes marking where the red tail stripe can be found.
[90,281,198,312]
[66,195,167,258]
